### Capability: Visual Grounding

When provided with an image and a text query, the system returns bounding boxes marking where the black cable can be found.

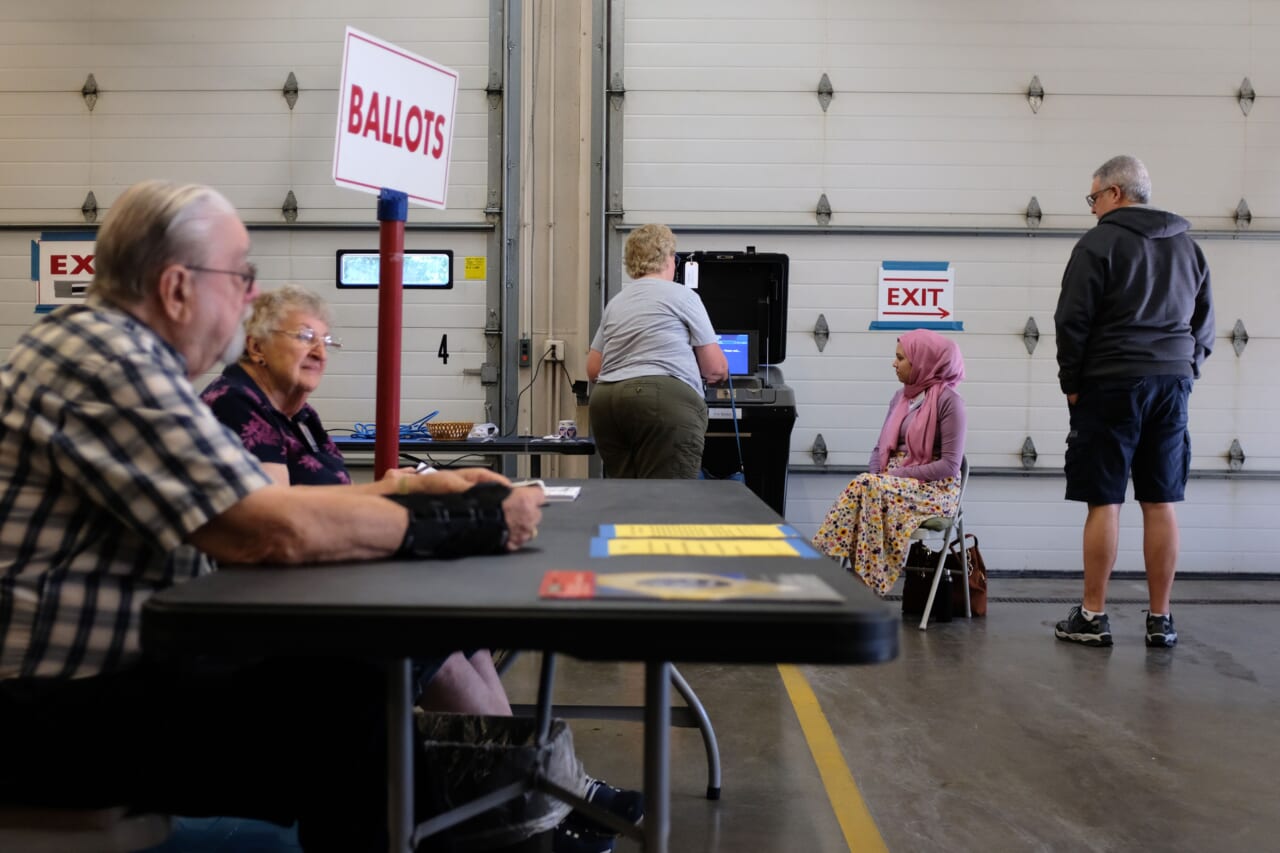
[506,348,554,437]
[399,451,493,470]
[556,359,575,392]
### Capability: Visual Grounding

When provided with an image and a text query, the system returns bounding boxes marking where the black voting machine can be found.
[676,248,797,517]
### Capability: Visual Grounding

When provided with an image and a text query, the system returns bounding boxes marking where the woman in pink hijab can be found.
[812,329,968,595]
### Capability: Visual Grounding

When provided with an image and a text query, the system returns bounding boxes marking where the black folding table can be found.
[142,479,897,852]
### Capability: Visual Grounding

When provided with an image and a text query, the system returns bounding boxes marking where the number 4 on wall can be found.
[438,334,449,364]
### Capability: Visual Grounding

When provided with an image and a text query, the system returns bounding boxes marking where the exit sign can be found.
[871,261,963,331]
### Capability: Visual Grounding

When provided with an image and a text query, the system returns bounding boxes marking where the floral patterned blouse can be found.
[200,363,350,486]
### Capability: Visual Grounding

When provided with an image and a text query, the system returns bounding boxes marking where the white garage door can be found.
[619,0,1279,572]
[0,1,495,431]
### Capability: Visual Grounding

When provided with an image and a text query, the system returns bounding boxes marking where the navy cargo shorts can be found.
[1064,375,1192,505]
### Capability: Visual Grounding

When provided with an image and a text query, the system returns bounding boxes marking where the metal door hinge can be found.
[1239,77,1255,116]
[1228,438,1246,471]
[1027,75,1044,113]
[817,73,834,112]
[813,314,830,353]
[816,193,832,226]
[1231,319,1249,356]
[81,191,98,223]
[1235,199,1252,230]
[1020,437,1038,469]
[1023,317,1040,355]
[811,434,828,466]
[282,190,299,223]
[82,74,99,111]
[283,72,300,110]
[1026,196,1042,229]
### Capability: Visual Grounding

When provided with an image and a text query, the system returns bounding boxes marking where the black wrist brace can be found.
[386,483,512,558]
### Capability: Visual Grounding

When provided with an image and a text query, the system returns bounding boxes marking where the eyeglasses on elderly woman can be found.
[271,326,343,349]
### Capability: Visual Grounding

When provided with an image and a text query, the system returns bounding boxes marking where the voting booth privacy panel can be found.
[676,251,797,517]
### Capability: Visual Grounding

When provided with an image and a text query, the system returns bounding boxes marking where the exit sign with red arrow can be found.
[871,260,963,331]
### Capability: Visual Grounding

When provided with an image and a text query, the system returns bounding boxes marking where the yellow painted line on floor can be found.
[778,664,888,853]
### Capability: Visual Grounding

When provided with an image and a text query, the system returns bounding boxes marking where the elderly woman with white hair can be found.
[200,283,516,712]
[202,283,485,494]
[202,286,643,852]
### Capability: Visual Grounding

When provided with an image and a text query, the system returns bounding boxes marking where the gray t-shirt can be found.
[590,277,718,393]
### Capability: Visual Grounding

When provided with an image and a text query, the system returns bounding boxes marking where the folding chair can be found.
[908,456,970,630]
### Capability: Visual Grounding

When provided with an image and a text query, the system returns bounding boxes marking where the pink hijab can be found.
[873,329,965,471]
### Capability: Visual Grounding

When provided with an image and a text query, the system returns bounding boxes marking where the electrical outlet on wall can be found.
[545,339,564,362]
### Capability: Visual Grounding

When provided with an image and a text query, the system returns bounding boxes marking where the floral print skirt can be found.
[811,454,960,596]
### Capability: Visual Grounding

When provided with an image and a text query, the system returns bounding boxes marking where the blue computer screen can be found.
[717,332,753,375]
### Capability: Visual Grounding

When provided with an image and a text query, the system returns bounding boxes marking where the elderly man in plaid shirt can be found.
[0,180,547,851]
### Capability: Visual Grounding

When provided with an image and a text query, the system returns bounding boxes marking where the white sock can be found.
[1081,606,1104,620]
[1149,612,1166,618]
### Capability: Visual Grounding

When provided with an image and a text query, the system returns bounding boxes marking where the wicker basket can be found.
[427,421,475,442]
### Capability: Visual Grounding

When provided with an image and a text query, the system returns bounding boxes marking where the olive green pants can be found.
[588,375,708,479]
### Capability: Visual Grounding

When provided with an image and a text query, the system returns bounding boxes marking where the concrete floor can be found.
[502,578,1280,853]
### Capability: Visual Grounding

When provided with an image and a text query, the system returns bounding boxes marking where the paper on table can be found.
[539,569,844,602]
[510,479,580,502]
[602,523,801,540]
[542,486,581,501]
[590,538,820,558]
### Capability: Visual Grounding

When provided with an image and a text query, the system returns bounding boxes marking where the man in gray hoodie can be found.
[1053,155,1214,649]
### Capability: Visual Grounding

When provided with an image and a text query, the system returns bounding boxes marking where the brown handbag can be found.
[945,534,988,616]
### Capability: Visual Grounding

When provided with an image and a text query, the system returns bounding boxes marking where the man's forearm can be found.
[190,485,408,565]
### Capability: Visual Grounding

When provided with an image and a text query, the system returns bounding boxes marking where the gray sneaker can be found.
[1055,605,1113,646]
[1145,613,1177,648]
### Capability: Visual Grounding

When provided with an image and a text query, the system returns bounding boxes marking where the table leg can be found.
[531,455,542,478]
[388,658,414,853]
[643,661,671,853]
[535,652,557,744]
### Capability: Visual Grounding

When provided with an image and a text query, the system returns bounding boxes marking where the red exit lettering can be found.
[347,84,447,159]
[887,287,943,306]
[50,254,94,275]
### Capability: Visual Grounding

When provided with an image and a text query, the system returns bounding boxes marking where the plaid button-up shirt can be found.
[0,298,271,679]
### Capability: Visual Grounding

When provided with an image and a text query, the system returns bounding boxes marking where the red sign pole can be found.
[375,188,408,479]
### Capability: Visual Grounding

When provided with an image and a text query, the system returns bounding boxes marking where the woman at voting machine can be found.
[812,329,967,596]
[586,223,729,478]
[202,285,644,853]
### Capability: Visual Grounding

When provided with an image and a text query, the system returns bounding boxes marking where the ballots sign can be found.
[332,27,459,208]
[34,236,95,312]
[871,261,962,331]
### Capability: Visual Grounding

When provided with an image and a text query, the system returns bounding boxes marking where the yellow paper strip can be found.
[609,524,790,539]
[604,538,803,557]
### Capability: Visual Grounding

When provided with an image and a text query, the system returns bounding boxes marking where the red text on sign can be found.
[50,254,94,275]
[346,84,446,158]
[886,287,944,307]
